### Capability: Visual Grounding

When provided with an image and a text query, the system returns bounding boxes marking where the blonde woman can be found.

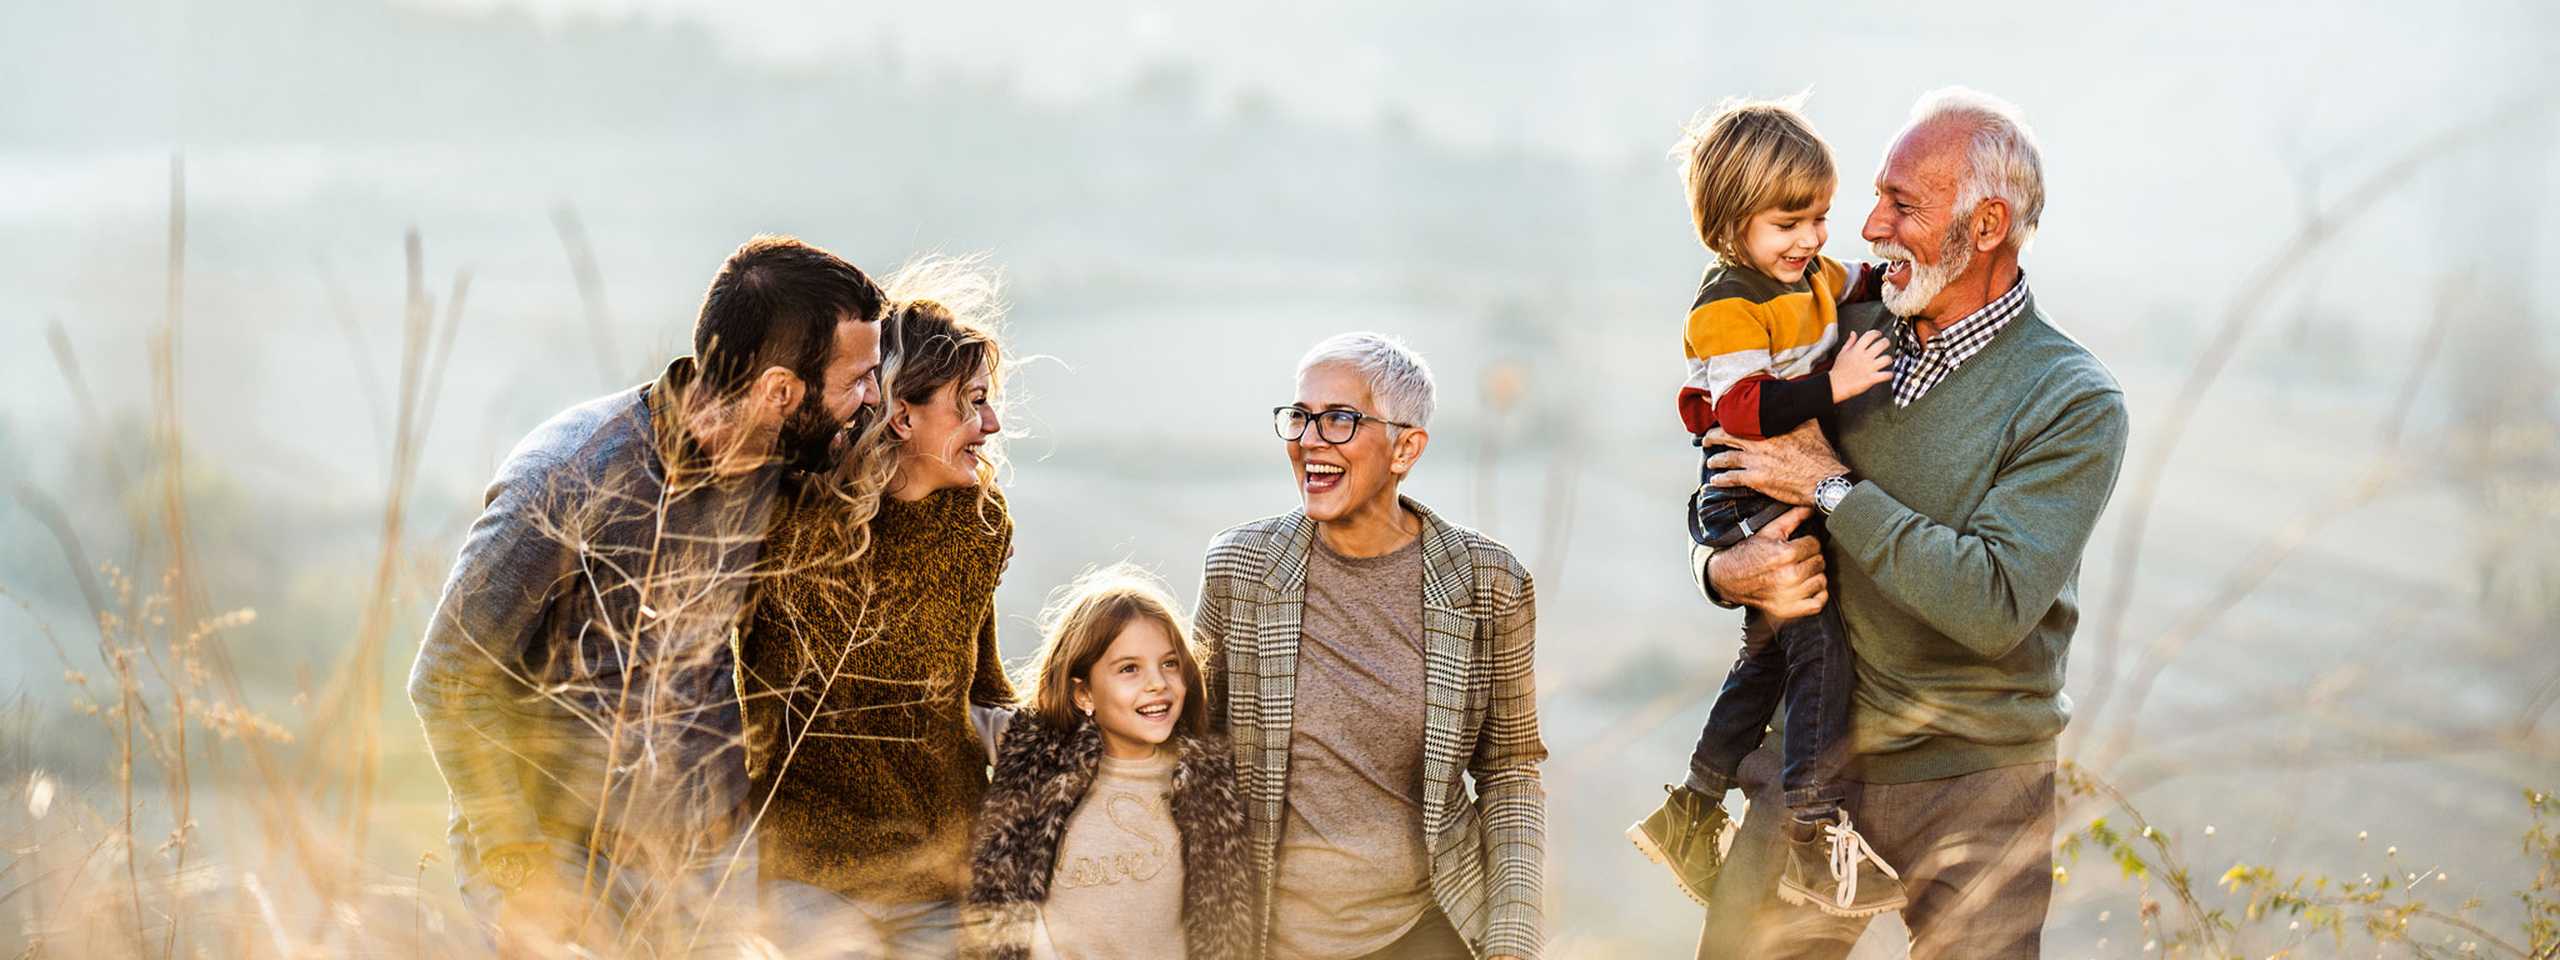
[736,258,1016,958]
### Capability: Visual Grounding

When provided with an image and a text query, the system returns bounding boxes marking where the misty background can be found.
[3,0,2557,955]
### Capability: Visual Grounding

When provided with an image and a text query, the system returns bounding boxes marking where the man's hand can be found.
[1703,420,1850,506]
[1827,330,1893,404]
[1705,507,1828,620]
[494,888,579,957]
[486,845,583,957]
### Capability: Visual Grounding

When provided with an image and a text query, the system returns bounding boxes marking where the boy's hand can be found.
[1828,330,1893,404]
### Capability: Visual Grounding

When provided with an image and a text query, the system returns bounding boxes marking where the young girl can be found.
[964,565,1249,960]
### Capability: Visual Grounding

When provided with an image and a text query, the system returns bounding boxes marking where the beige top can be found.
[1269,533,1433,959]
[1040,750,1187,960]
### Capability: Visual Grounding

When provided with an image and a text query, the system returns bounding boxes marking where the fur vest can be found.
[965,714,1251,960]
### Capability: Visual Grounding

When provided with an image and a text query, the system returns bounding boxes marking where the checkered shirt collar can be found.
[1887,275,2030,408]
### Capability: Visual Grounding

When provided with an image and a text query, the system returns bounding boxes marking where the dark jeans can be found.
[1685,539,1853,815]
[1690,442,1794,548]
[1351,907,1472,960]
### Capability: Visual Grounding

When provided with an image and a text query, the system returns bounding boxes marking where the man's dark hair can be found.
[693,235,885,398]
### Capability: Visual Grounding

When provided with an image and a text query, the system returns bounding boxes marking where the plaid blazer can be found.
[1193,497,1547,960]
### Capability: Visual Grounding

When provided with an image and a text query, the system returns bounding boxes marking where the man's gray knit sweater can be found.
[1824,291,2129,783]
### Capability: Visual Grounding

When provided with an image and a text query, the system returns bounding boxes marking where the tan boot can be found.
[1626,784,1738,908]
[1775,809,1908,918]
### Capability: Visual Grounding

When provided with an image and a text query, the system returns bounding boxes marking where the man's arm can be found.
[1691,542,1739,608]
[1471,566,1548,960]
[1825,390,2129,657]
[406,460,576,866]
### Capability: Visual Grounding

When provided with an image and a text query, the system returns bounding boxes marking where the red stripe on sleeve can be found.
[1707,374,1775,440]
[1678,386,1716,435]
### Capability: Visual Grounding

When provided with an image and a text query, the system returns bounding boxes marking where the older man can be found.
[1691,89,2128,959]
[1194,332,1547,960]
[408,236,886,955]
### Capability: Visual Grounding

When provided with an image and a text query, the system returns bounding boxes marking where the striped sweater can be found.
[1676,256,1867,440]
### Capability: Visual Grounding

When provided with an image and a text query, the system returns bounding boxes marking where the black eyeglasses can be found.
[1272,406,1416,444]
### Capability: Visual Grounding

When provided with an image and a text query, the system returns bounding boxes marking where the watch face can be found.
[484,850,532,890]
[1818,477,1850,511]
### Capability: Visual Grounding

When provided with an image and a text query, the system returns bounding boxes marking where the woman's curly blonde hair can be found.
[808,253,1016,568]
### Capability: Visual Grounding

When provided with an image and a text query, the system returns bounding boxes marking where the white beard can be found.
[1875,222,1975,318]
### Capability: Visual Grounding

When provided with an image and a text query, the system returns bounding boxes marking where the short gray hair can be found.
[1295,332,1437,429]
[1905,87,2045,251]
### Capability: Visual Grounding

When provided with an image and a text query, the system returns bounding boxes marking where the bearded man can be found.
[409,235,887,956]
[1692,89,2129,960]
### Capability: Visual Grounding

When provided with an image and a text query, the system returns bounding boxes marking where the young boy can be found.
[1625,95,1908,919]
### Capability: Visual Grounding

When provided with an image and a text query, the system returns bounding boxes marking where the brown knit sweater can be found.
[741,480,1016,903]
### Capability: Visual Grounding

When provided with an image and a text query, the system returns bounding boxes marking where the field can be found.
[2,1,2556,956]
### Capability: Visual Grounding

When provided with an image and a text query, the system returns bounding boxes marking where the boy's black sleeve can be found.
[1754,373,1835,438]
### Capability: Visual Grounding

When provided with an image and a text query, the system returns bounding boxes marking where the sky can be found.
[408,0,2554,164]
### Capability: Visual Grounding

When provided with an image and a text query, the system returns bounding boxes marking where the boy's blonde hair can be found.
[1675,94,1836,262]
[1020,563,1210,736]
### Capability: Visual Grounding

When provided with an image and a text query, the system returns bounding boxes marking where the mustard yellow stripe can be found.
[1685,293,1837,358]
[1814,256,1848,296]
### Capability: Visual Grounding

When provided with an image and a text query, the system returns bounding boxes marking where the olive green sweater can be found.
[1825,293,2128,783]
[741,481,1016,902]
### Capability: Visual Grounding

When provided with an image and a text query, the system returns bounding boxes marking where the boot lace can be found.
[1822,811,1901,910]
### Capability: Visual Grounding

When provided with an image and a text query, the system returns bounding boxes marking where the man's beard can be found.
[1876,212,1976,318]
[777,390,849,473]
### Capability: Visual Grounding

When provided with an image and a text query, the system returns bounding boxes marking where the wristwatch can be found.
[479,843,543,892]
[1814,474,1854,515]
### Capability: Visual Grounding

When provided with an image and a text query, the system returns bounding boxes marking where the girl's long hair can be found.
[1020,564,1211,737]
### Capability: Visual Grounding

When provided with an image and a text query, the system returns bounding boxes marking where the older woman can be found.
[736,260,1015,959]
[1192,332,1549,960]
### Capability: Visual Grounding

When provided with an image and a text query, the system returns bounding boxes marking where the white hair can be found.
[1905,87,2046,251]
[1295,332,1437,429]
